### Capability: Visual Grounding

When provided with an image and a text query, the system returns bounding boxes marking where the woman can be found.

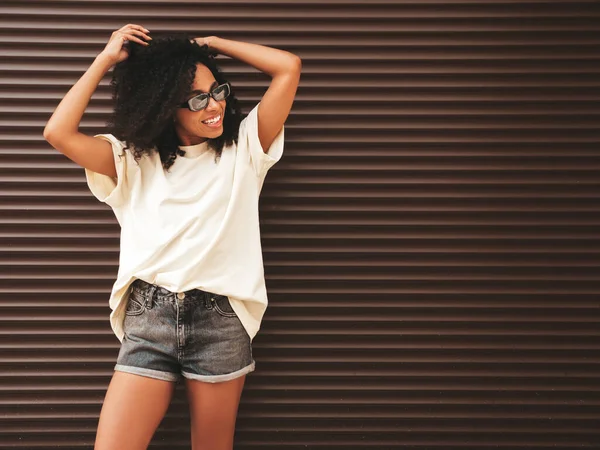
[43,24,301,450]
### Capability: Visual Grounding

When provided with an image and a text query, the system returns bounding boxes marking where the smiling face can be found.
[174,64,226,146]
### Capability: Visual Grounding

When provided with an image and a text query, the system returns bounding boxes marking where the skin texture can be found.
[174,64,227,146]
[94,371,246,450]
[94,371,176,449]
[185,375,247,449]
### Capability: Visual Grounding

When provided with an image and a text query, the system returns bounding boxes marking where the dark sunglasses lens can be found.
[213,83,230,100]
[189,94,208,111]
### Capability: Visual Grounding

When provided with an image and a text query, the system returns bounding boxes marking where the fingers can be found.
[121,24,150,34]
[121,33,149,46]
[119,24,152,46]
[126,29,152,42]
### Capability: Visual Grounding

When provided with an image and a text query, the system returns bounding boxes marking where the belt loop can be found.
[146,284,157,309]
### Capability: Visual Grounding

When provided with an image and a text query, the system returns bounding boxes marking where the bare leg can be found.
[185,374,247,450]
[94,370,176,450]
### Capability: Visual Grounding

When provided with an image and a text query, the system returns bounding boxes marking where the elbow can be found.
[43,126,66,146]
[43,127,65,150]
[43,122,59,141]
[283,53,301,73]
[283,56,302,80]
[290,55,302,72]
[43,127,53,141]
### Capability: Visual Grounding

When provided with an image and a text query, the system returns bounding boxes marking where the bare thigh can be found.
[94,371,176,450]
[185,374,247,450]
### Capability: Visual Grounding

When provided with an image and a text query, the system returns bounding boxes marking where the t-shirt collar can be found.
[178,140,210,158]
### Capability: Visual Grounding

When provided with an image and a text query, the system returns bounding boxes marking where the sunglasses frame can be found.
[178,82,231,112]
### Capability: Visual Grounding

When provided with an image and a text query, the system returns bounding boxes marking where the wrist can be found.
[207,36,222,51]
[94,53,116,70]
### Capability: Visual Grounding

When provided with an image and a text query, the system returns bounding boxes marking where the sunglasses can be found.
[178,82,231,112]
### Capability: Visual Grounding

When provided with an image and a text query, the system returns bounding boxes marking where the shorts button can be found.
[177,292,185,299]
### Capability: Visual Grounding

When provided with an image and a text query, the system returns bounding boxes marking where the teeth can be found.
[203,114,221,124]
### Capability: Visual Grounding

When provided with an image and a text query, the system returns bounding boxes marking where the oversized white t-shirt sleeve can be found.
[239,102,285,180]
[84,133,128,208]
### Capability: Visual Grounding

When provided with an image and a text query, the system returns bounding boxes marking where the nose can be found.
[207,95,221,110]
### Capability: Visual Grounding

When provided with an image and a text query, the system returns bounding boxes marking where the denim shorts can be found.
[114,278,256,383]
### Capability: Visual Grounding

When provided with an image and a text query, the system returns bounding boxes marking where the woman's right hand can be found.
[98,24,152,65]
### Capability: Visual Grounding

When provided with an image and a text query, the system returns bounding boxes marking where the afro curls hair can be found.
[105,31,244,171]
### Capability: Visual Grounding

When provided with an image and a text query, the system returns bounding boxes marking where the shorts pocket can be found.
[125,289,146,316]
[212,295,237,318]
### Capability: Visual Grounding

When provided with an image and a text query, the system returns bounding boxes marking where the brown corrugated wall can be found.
[1,1,599,448]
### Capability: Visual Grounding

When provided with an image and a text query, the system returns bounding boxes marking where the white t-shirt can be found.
[84,102,284,343]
